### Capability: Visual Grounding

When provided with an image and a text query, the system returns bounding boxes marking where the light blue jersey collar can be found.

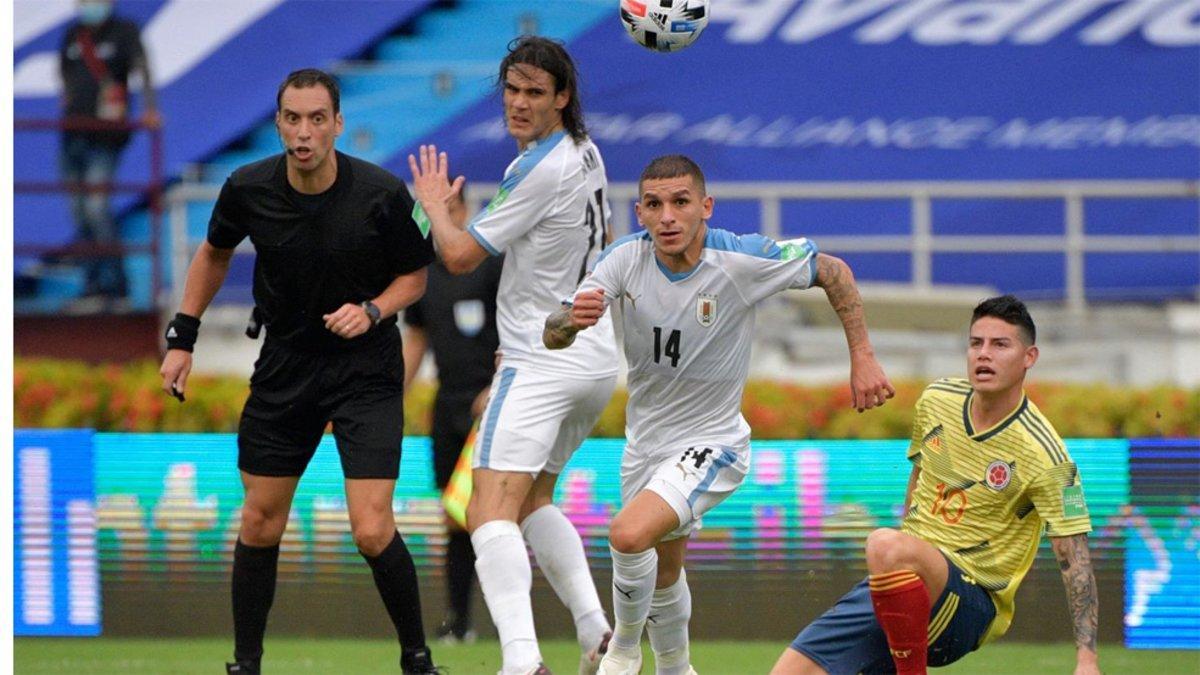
[652,227,783,282]
[655,254,705,283]
[522,129,566,154]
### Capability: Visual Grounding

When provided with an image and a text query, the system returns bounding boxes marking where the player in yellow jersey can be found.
[772,295,1100,675]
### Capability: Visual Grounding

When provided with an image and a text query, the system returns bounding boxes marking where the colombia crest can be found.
[985,460,1013,490]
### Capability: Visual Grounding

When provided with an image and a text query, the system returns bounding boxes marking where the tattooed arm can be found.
[1050,534,1101,675]
[544,306,580,350]
[813,253,895,412]
[544,289,606,350]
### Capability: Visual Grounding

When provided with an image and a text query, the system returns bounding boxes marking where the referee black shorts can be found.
[237,330,405,480]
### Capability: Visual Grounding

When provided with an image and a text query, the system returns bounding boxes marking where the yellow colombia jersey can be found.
[902,378,1092,645]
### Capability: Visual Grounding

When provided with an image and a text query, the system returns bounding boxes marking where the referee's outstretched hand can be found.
[324,303,372,339]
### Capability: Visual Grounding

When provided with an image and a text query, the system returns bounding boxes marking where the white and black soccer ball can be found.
[619,0,710,53]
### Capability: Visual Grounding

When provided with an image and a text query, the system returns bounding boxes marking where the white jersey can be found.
[578,228,820,456]
[467,131,618,377]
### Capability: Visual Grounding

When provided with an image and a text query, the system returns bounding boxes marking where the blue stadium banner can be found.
[14,429,101,637]
[408,0,1200,183]
[380,1,1199,301]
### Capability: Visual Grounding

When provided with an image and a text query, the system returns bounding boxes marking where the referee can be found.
[159,69,440,675]
[402,233,503,643]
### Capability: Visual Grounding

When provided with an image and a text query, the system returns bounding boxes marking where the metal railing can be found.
[167,179,1199,313]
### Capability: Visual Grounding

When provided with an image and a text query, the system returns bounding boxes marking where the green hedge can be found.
[14,358,1199,438]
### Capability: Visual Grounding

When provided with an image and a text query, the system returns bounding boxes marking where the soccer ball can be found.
[619,0,710,53]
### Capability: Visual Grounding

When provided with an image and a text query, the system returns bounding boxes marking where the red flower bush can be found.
[14,358,1199,438]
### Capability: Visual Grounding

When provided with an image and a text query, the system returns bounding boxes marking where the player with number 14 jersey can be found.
[546,155,894,675]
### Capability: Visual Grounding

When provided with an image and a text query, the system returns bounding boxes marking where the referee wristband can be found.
[165,313,201,352]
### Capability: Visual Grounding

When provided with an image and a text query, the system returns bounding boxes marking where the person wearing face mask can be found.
[58,0,160,312]
[158,69,441,675]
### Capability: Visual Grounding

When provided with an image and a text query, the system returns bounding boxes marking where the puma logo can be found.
[614,583,635,599]
[675,462,690,480]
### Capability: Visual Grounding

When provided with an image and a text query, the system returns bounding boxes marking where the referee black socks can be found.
[363,530,429,652]
[231,539,279,665]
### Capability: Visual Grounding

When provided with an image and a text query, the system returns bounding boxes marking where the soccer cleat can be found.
[579,630,612,675]
[596,644,642,675]
[225,660,260,674]
[401,646,444,674]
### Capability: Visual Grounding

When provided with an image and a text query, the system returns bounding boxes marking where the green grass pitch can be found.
[14,638,1200,674]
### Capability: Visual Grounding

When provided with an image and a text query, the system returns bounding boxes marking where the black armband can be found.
[165,313,201,352]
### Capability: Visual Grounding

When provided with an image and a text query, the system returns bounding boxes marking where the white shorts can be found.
[620,443,750,540]
[473,366,616,474]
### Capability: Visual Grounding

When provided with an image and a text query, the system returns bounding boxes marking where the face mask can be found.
[78,1,112,26]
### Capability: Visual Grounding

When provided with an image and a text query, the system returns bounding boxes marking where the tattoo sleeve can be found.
[542,307,579,350]
[814,254,871,355]
[1051,533,1099,654]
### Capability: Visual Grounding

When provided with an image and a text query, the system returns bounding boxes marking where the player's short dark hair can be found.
[639,155,707,196]
[499,36,586,143]
[277,68,340,114]
[971,294,1036,344]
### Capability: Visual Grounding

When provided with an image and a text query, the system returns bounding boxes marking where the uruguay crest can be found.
[696,293,717,327]
[985,460,1013,490]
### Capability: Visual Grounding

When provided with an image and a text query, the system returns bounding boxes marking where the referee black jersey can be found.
[208,151,434,353]
[403,257,502,397]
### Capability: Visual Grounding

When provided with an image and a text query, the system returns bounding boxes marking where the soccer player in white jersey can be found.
[409,37,616,675]
[544,155,896,675]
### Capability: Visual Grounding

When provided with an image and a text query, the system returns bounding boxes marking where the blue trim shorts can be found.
[620,444,750,540]
[789,556,997,674]
[472,366,615,474]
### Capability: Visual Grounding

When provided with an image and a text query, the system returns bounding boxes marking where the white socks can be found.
[521,505,611,651]
[647,570,692,675]
[609,547,659,651]
[472,520,541,673]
